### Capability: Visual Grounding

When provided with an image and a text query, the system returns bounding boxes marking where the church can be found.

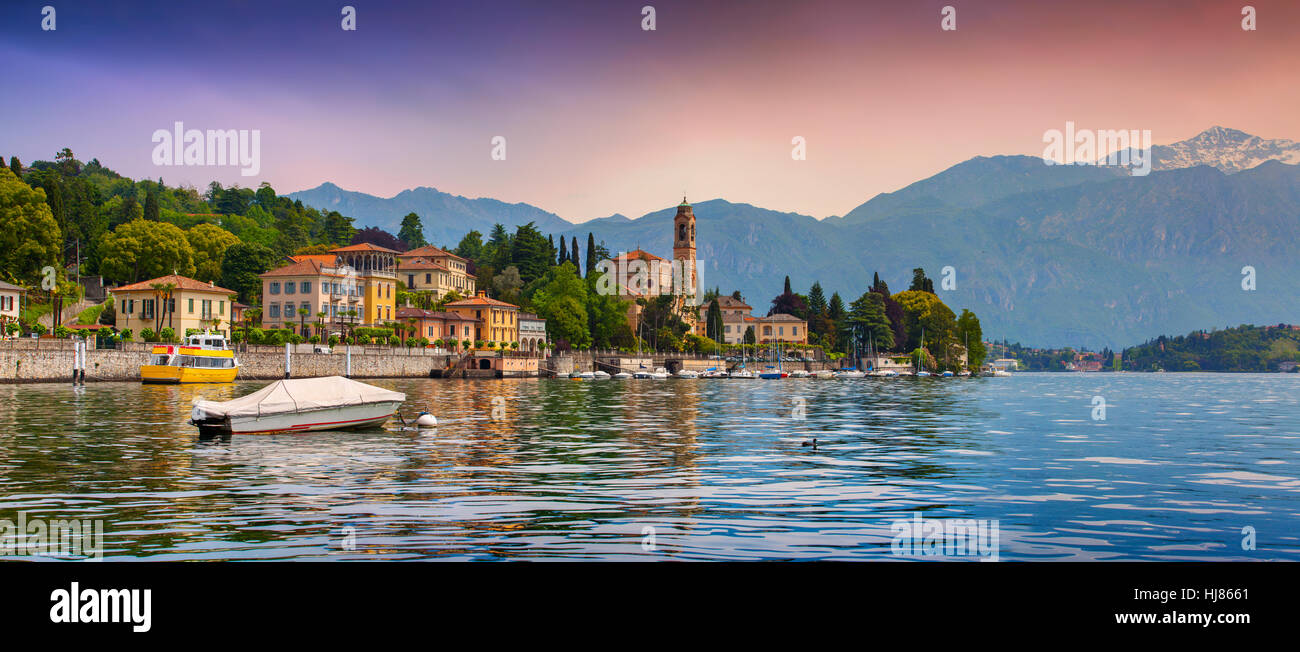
[602,197,702,337]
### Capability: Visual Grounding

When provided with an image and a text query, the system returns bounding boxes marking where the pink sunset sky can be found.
[1,0,1296,220]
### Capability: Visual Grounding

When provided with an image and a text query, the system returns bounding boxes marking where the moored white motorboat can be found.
[676,369,699,378]
[593,370,611,379]
[813,369,835,379]
[836,369,865,379]
[613,371,632,379]
[788,369,810,378]
[650,367,670,379]
[190,376,405,436]
[730,369,756,379]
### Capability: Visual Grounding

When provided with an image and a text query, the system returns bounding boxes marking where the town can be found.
[0,149,994,380]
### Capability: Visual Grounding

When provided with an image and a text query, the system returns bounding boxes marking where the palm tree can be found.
[297,307,309,337]
[316,310,328,339]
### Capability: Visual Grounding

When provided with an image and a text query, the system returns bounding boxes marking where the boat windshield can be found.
[150,354,171,365]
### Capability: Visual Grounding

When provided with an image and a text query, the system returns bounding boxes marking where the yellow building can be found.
[445,291,519,346]
[398,245,476,298]
[260,244,398,334]
[109,274,237,336]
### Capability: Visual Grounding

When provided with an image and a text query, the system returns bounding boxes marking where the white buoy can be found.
[414,412,437,427]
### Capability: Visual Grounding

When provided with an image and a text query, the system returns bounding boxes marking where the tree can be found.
[143,187,160,221]
[705,298,723,341]
[844,291,894,353]
[0,168,61,286]
[770,282,808,319]
[909,267,935,294]
[318,211,355,247]
[98,219,196,284]
[956,309,987,370]
[743,325,756,345]
[585,232,597,277]
[570,236,581,278]
[186,223,239,282]
[531,262,591,349]
[491,265,524,304]
[220,241,281,304]
[893,289,957,359]
[807,281,827,317]
[8,156,21,178]
[508,222,551,284]
[350,225,402,251]
[454,230,484,262]
[398,212,426,249]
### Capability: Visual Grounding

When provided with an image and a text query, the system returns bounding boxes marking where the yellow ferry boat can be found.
[141,331,240,383]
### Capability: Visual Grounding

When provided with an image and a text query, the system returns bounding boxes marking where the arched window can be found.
[679,224,686,241]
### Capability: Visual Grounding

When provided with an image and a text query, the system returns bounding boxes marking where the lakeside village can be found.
[12,147,1285,380]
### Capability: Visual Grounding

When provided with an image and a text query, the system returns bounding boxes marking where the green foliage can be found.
[0,168,62,285]
[159,327,176,343]
[186,223,240,282]
[220,241,280,304]
[98,219,196,283]
[1121,324,1300,372]
[531,262,591,349]
[956,309,986,369]
[398,212,426,249]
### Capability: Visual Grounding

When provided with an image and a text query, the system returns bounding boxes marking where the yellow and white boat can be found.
[141,331,240,383]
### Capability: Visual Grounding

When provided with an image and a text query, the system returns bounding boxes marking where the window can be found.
[301,281,311,294]
[188,298,195,313]
[792,326,798,335]
[142,299,155,320]
[725,325,732,333]
[425,273,431,284]
[201,299,213,319]
[270,282,280,295]
[301,302,310,315]
[269,304,280,319]
[285,282,295,295]
[408,274,415,286]
[219,301,225,315]
[428,326,435,337]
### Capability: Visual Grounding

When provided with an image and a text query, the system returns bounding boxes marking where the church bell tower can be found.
[672,196,698,297]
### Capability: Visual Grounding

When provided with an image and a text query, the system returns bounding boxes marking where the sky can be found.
[1,0,1297,222]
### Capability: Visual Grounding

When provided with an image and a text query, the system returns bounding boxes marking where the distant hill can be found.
[285,182,572,248]
[287,127,1300,349]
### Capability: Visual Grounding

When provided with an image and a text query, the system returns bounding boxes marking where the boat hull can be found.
[193,400,402,436]
[141,364,239,384]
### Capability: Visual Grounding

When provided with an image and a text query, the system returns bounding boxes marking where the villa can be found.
[444,291,520,347]
[397,245,476,299]
[0,280,27,324]
[259,244,399,335]
[108,274,237,336]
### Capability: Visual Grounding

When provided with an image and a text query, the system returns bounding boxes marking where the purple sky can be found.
[2,0,1297,221]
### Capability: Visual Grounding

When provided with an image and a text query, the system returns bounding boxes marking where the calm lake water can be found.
[1,374,1297,561]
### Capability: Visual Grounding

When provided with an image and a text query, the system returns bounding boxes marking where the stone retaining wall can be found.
[0,346,453,383]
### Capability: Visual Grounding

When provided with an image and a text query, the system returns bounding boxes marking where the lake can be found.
[1,373,1296,560]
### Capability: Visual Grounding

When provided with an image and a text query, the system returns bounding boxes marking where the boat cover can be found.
[195,376,405,419]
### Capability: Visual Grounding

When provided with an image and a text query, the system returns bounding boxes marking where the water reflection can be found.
[0,374,1297,560]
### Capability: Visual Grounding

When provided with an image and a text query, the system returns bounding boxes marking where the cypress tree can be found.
[571,237,580,277]
[585,232,596,276]
[9,156,21,177]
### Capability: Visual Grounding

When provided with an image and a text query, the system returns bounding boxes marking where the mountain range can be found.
[286,127,1300,349]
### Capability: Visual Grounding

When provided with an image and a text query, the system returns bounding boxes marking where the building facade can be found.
[259,244,398,335]
[0,280,27,324]
[517,312,548,353]
[398,245,476,298]
[444,291,520,347]
[109,275,237,336]
[395,306,475,348]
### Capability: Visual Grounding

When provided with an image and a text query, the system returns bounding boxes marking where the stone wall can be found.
[0,340,451,383]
